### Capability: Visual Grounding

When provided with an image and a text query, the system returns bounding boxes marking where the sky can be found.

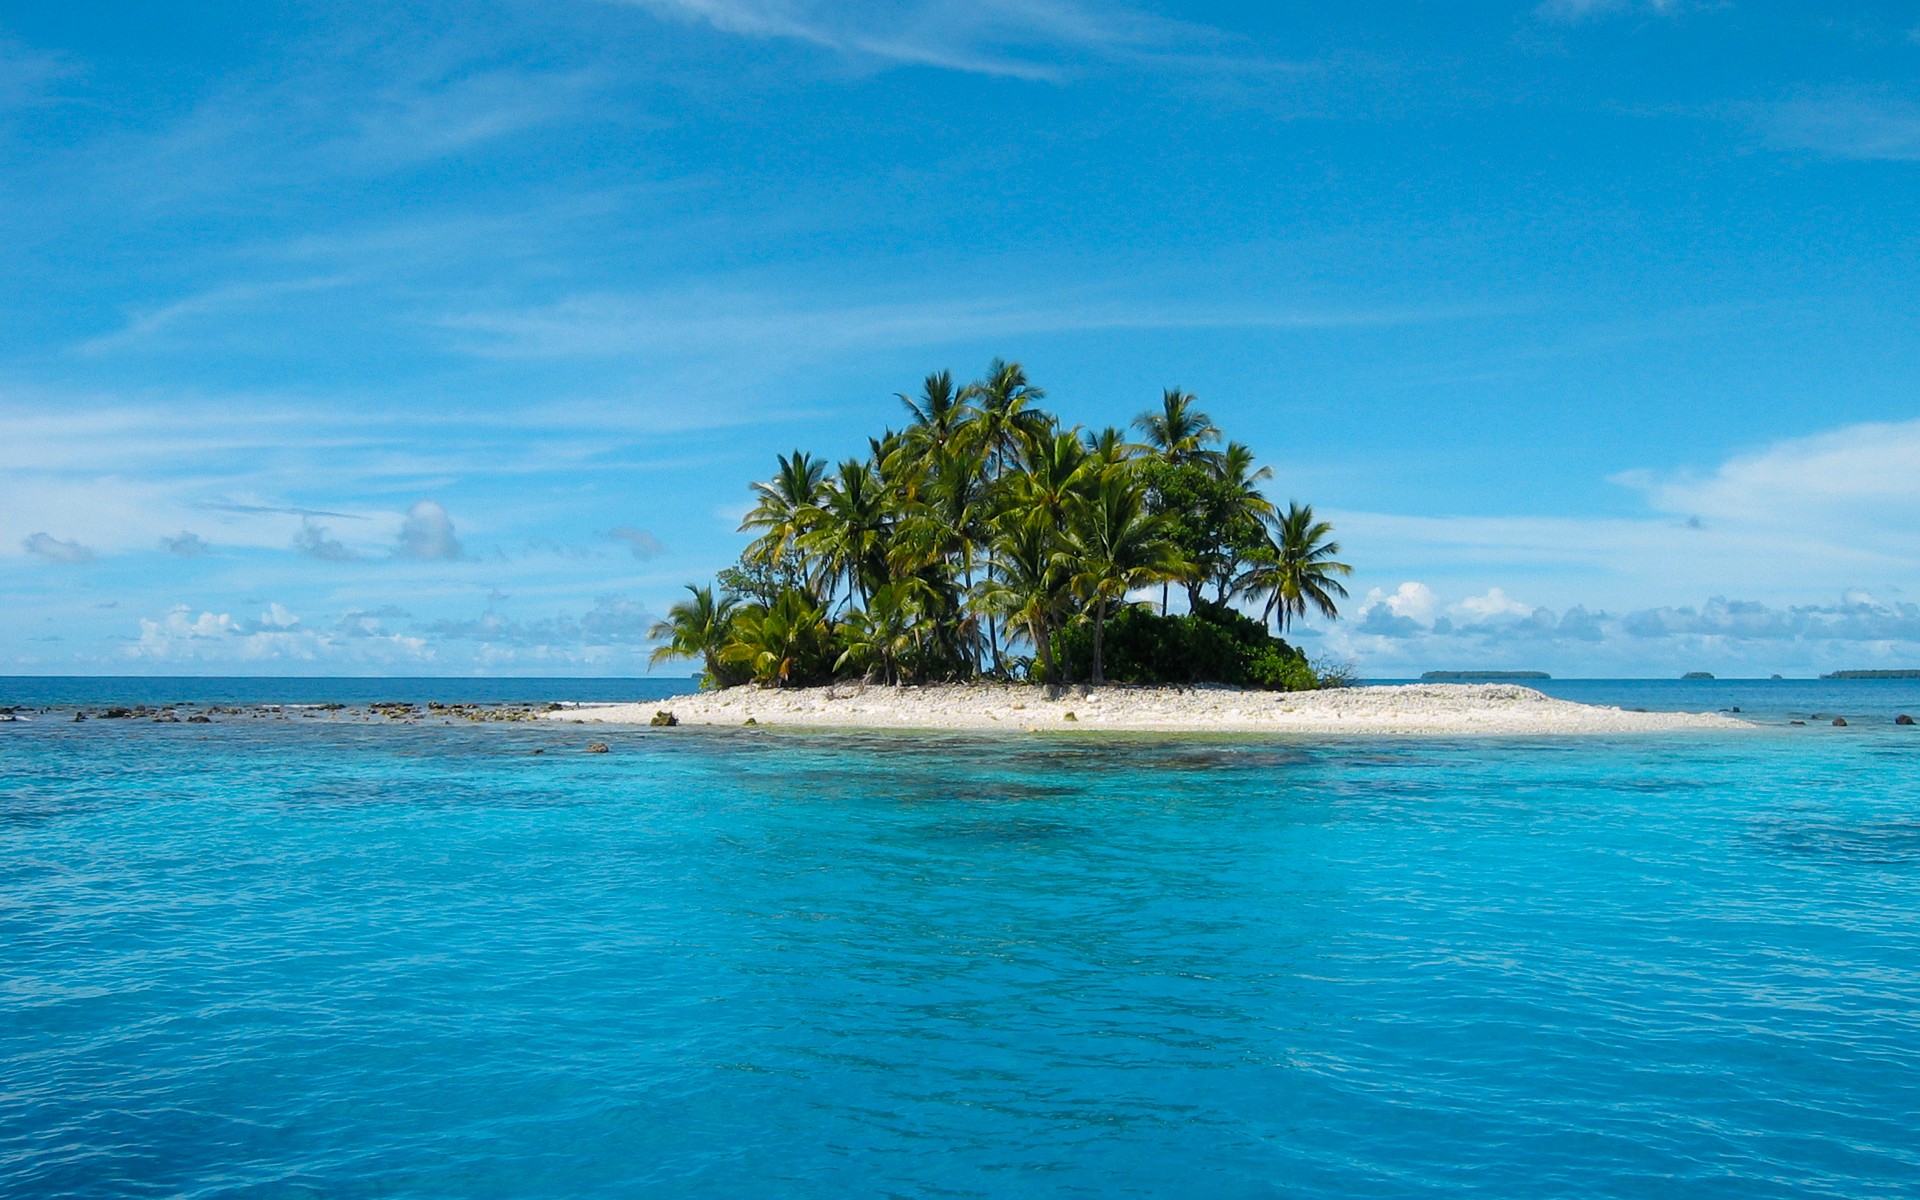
[4,0,1920,678]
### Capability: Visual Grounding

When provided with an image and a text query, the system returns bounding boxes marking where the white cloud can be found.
[22,532,94,564]
[395,499,465,561]
[1618,416,1920,524]
[1457,587,1532,620]
[131,602,431,664]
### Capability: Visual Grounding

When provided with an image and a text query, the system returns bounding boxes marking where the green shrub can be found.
[1052,600,1320,690]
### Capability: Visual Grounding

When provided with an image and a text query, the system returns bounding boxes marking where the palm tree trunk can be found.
[1031,615,1054,685]
[1091,598,1107,685]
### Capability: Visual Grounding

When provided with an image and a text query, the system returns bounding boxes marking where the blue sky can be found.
[5,0,1920,677]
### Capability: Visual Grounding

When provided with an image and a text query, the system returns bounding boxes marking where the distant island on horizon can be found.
[1421,671,1550,681]
[1821,669,1920,679]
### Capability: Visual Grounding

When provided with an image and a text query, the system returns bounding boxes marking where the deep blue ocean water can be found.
[4,679,1919,1197]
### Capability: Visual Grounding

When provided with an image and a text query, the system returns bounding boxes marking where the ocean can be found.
[3,678,1918,1197]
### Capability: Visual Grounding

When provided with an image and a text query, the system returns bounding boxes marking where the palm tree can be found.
[1134,389,1220,466]
[1243,502,1352,632]
[898,370,971,457]
[801,458,891,611]
[1066,470,1182,684]
[976,514,1073,684]
[1081,425,1137,470]
[967,358,1050,477]
[1209,441,1275,602]
[648,584,738,685]
[741,451,827,573]
[836,582,916,685]
[719,590,833,687]
[1008,431,1095,531]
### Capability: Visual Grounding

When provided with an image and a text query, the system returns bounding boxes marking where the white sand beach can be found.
[549,682,1751,736]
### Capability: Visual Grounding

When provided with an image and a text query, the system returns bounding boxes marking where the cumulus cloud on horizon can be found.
[421,593,655,647]
[1347,584,1920,647]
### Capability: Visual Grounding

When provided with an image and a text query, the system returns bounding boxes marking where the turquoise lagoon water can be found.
[4,681,1919,1197]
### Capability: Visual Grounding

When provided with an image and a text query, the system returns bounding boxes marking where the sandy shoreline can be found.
[548,682,1752,736]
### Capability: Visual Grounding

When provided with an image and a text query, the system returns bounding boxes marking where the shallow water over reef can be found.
[3,708,1918,1197]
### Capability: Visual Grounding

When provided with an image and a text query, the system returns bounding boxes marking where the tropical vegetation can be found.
[649,362,1352,689]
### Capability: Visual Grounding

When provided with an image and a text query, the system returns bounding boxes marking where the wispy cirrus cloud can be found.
[607,0,1259,80]
[1758,90,1920,161]
[441,286,1480,361]
[0,38,79,114]
[77,276,355,356]
[1535,0,1683,21]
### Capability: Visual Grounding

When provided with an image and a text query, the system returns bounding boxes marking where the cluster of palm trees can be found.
[650,361,1351,687]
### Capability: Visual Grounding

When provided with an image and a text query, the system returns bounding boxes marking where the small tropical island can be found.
[652,362,1344,691]
[560,361,1744,734]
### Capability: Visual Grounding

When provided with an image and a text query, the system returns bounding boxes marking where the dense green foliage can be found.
[1051,601,1318,690]
[650,362,1353,689]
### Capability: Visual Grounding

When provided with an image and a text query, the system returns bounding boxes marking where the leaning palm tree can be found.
[648,584,738,685]
[1135,389,1221,466]
[1243,502,1352,632]
[1066,471,1182,684]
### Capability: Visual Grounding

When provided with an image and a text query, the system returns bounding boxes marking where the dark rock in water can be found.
[531,748,545,755]
[650,710,678,727]
[586,741,610,754]
[101,707,132,719]
[1832,717,1848,727]
[744,717,757,726]
[187,714,211,724]
[1897,714,1915,726]
[1790,720,1806,726]
[1730,707,1741,713]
